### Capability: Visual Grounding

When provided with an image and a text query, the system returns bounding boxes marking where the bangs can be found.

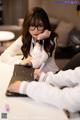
[30,16,44,26]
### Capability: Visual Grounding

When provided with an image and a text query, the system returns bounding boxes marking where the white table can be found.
[0,31,15,47]
[0,61,69,120]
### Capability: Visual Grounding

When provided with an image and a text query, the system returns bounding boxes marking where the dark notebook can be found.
[6,64,34,97]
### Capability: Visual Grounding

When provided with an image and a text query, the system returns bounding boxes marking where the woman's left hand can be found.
[37,30,51,40]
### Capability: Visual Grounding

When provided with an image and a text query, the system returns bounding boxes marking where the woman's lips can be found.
[34,34,38,36]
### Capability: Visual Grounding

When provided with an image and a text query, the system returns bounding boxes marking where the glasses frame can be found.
[29,25,44,31]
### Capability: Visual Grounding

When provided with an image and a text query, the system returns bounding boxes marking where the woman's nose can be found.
[34,27,38,32]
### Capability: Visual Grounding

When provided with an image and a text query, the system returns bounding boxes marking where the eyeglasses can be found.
[29,25,44,31]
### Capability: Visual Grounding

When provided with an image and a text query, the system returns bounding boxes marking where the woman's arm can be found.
[26,81,80,113]
[0,36,23,65]
[39,67,80,88]
[7,67,80,112]
[8,79,80,113]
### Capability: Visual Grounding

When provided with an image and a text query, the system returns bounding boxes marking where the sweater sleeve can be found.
[0,36,23,65]
[26,81,80,113]
[18,67,80,113]
[42,67,80,88]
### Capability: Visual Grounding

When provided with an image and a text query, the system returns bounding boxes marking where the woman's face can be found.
[29,19,44,40]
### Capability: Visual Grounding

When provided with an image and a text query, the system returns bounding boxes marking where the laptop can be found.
[6,64,34,97]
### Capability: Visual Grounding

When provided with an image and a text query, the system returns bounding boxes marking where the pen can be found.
[39,62,45,70]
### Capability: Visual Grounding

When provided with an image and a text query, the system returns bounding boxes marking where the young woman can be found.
[0,7,59,78]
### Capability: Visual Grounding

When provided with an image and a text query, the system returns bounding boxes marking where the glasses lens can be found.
[37,25,44,31]
[29,25,35,31]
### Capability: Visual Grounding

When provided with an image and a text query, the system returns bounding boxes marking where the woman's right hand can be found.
[20,56,32,66]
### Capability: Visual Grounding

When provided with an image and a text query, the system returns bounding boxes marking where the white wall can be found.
[28,0,42,12]
[41,0,80,29]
